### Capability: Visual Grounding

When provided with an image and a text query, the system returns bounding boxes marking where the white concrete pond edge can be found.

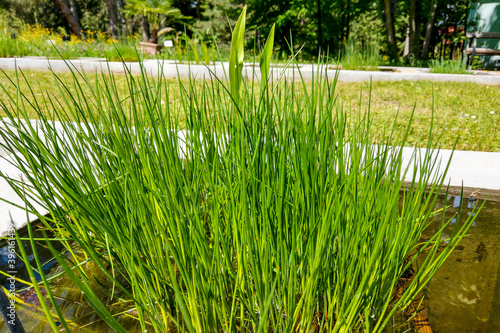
[1,118,500,236]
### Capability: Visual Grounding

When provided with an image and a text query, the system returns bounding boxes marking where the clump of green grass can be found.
[0,8,478,332]
[340,36,381,70]
[428,58,470,74]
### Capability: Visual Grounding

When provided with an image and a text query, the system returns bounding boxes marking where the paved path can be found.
[1,57,500,84]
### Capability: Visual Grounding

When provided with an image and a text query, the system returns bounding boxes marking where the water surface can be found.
[421,195,500,332]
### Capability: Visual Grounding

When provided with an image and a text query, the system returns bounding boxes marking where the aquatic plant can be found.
[0,8,478,332]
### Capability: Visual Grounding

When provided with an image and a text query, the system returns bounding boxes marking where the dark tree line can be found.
[0,0,472,61]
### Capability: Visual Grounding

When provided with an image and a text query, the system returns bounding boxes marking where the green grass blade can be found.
[229,6,247,113]
[259,23,275,92]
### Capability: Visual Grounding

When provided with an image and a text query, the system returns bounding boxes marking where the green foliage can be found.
[349,4,386,58]
[194,0,244,45]
[79,1,108,33]
[1,0,107,33]
[0,9,480,332]
[249,0,317,56]
[0,7,25,33]
[123,0,185,43]
[124,0,181,25]
[0,25,142,61]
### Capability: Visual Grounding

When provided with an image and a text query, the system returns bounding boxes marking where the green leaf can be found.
[229,5,247,112]
[259,24,275,92]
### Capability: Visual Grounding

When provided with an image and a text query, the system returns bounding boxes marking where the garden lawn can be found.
[0,69,499,152]
[334,80,500,152]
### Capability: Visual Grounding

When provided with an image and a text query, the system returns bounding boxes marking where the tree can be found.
[421,0,438,59]
[408,0,417,58]
[55,0,82,38]
[382,0,399,60]
[106,0,119,39]
[430,0,471,59]
[194,0,244,45]
[66,0,109,34]
[246,0,374,59]
[316,0,322,51]
[124,0,185,43]
[248,0,318,56]
[141,16,150,41]
[117,0,128,36]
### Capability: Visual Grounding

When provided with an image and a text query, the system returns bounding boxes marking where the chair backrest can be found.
[466,32,500,39]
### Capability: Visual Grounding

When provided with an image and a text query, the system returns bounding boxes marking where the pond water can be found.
[420,195,500,333]
[0,227,143,332]
[0,226,60,290]
[0,195,499,332]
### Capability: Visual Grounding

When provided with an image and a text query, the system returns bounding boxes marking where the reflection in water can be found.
[0,228,59,290]
[421,196,500,333]
[468,197,477,209]
[0,226,144,333]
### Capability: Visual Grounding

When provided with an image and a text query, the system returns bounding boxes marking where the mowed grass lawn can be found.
[0,69,499,152]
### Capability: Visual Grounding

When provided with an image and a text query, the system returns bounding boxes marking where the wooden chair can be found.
[465,32,500,70]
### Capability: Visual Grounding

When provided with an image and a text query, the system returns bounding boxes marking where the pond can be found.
[420,195,500,332]
[0,226,143,332]
[0,194,499,332]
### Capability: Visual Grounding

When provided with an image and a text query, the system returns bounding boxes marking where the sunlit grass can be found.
[339,36,381,70]
[1,70,498,152]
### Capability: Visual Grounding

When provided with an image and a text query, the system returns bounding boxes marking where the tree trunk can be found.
[383,0,399,60]
[55,0,82,39]
[141,16,150,43]
[408,0,417,58]
[421,0,438,60]
[403,27,410,56]
[415,20,421,54]
[345,0,351,42]
[149,28,158,44]
[106,0,119,39]
[117,0,127,36]
[450,22,458,59]
[317,0,322,52]
[461,0,470,53]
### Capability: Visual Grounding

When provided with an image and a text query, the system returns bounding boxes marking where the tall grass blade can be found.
[259,23,275,92]
[229,5,246,112]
